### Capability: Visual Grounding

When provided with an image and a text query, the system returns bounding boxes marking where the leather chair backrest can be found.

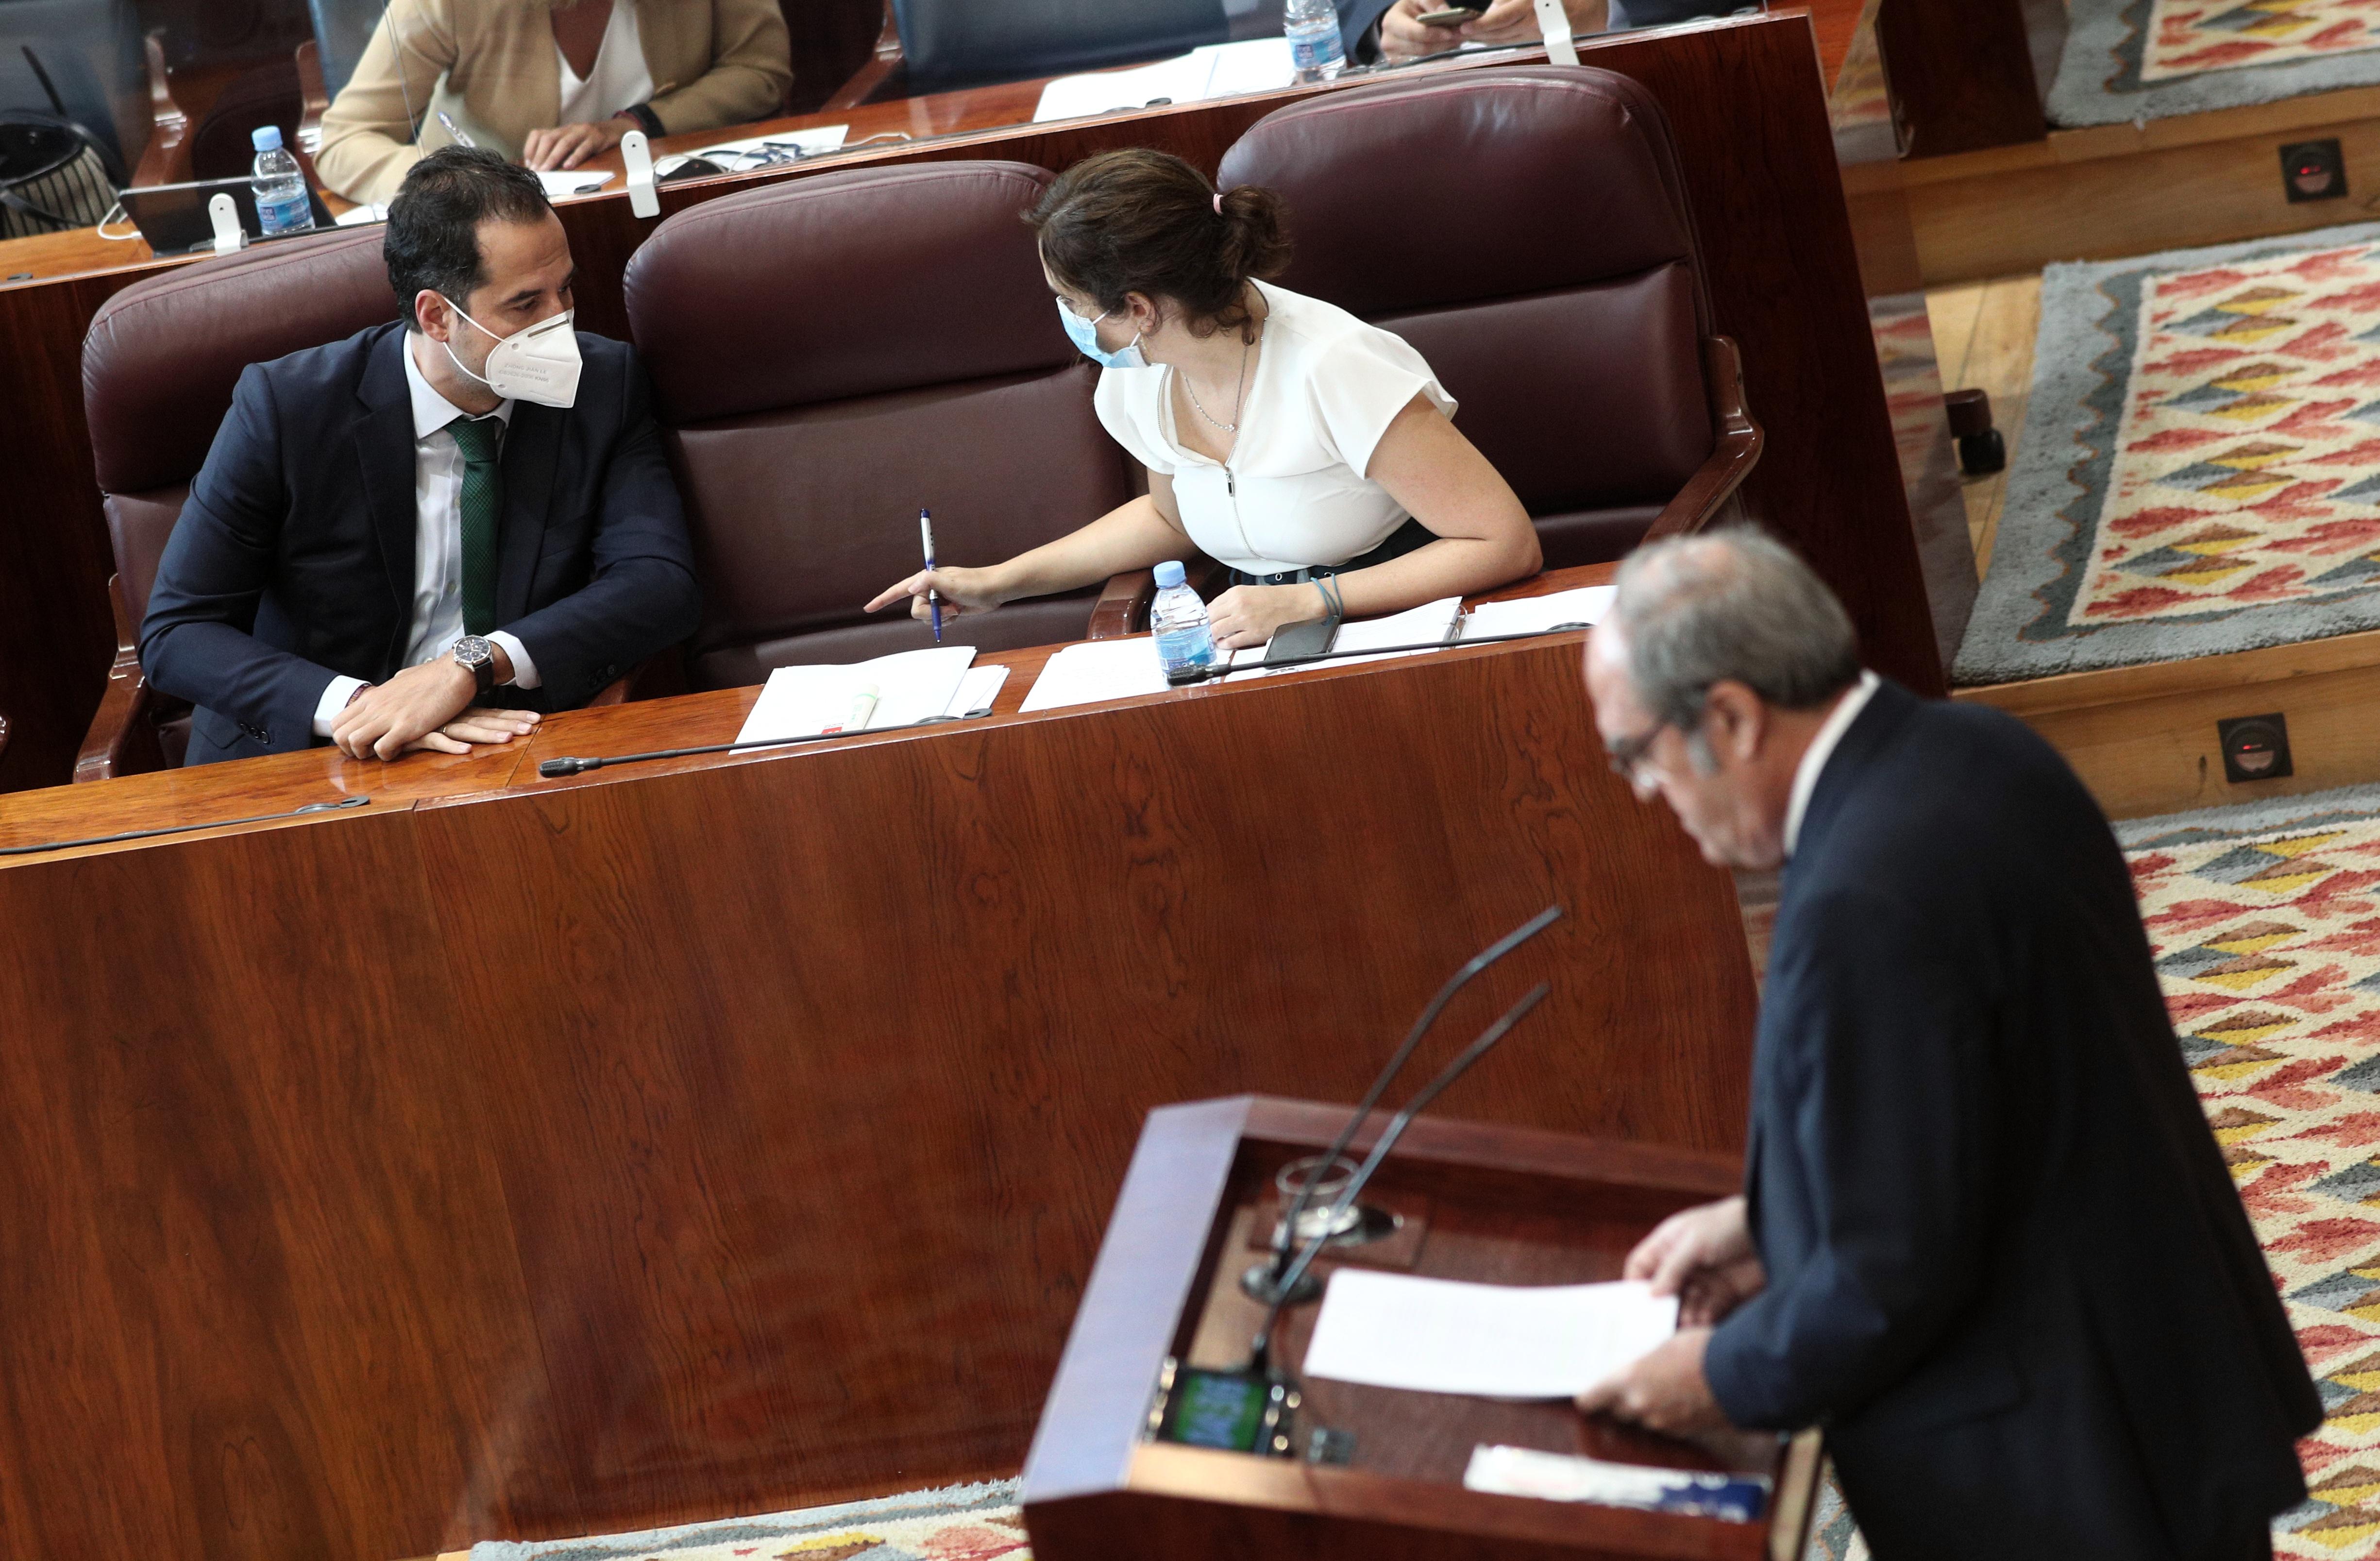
[625,160,1135,687]
[891,0,1228,90]
[83,227,396,628]
[1218,66,1719,563]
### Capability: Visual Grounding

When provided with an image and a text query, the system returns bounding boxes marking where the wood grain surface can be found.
[0,600,1761,1558]
[0,12,1939,793]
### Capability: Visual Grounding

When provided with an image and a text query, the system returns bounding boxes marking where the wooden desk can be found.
[0,12,1941,834]
[0,567,1765,1561]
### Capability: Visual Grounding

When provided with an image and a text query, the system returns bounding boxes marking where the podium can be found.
[1022,1097,1823,1560]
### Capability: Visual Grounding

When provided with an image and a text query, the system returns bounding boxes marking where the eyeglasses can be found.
[1605,718,1674,786]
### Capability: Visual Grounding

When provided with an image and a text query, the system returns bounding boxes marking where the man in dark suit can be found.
[142,145,700,765]
[1574,531,2319,1558]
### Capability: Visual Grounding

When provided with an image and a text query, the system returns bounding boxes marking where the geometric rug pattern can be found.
[2051,0,2380,125]
[2142,0,2380,84]
[1956,223,2380,683]
[2122,784,2380,1557]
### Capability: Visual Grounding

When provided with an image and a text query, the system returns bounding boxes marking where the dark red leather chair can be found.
[1216,65,1761,568]
[77,228,397,780]
[624,159,1143,688]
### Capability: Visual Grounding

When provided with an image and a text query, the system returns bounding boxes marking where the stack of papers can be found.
[1033,39,1295,123]
[733,646,981,746]
[1227,596,1462,681]
[1457,584,1615,641]
[1301,1271,1677,1399]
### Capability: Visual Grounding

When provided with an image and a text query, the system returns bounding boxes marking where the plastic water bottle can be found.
[250,125,314,238]
[1150,560,1217,681]
[1283,0,1347,83]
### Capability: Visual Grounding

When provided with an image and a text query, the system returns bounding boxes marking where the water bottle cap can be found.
[252,125,284,151]
[1153,560,1186,589]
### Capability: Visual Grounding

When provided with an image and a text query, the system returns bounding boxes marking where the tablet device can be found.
[114,179,338,255]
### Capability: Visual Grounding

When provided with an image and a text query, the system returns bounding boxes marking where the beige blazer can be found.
[317,0,792,205]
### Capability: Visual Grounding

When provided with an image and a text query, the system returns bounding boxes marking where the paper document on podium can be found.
[1227,596,1463,680]
[735,646,977,745]
[1302,1271,1677,1399]
[1457,585,1615,641]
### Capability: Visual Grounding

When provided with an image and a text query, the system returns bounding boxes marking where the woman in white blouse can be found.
[866,150,1540,651]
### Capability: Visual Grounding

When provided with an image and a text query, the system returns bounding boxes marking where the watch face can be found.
[453,636,492,667]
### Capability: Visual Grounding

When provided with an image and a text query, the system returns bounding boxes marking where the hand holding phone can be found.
[1415,4,1483,23]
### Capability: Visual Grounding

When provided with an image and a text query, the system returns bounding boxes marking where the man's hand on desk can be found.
[1206,583,1328,651]
[865,565,1009,624]
[523,120,631,171]
[1575,1327,1730,1435]
[330,657,540,760]
[1379,0,1607,60]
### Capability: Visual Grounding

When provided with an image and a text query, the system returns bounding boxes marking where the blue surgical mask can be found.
[1058,299,1147,369]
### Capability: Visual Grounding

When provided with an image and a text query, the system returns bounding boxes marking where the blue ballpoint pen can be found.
[920,509,943,643]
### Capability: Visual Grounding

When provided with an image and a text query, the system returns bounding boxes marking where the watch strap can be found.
[617,103,664,138]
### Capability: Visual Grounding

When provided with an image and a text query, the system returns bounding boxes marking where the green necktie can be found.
[447,415,504,635]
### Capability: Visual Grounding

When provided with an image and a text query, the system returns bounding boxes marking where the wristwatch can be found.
[451,635,498,695]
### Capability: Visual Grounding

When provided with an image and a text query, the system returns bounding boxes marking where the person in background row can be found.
[142,147,700,764]
[866,149,1540,651]
[317,0,791,207]
[1335,0,1739,66]
[1574,530,2318,1561]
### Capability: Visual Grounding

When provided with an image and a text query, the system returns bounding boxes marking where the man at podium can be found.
[1575,531,2318,1561]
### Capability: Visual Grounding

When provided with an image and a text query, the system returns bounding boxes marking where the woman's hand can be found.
[864,564,1010,624]
[522,119,630,171]
[1205,582,1328,652]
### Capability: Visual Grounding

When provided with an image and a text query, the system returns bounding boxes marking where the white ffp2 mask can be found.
[440,297,583,408]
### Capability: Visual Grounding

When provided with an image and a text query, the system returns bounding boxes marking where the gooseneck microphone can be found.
[0,795,371,857]
[1166,625,1596,687]
[1248,979,1554,1378]
[537,713,976,778]
[1259,904,1564,1295]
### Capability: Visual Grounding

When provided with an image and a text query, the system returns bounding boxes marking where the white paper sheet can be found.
[946,664,1008,718]
[1226,595,1462,681]
[1017,638,1171,712]
[1463,1446,1769,1521]
[1033,39,1295,122]
[673,124,850,174]
[537,170,615,198]
[734,646,977,746]
[1301,1270,1677,1399]
[1458,585,1615,642]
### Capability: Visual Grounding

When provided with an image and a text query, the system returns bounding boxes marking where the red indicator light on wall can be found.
[2281,139,2347,204]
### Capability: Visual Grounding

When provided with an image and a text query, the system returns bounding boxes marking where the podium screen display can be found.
[1158,1369,1268,1453]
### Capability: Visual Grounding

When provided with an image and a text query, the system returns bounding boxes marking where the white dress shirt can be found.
[1092,280,1455,577]
[555,0,655,125]
[1782,670,1880,859]
[312,336,541,735]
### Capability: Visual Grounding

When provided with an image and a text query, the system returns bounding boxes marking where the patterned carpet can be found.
[2051,0,2380,124]
[2141,0,2380,83]
[2123,783,2380,1556]
[1956,223,2380,682]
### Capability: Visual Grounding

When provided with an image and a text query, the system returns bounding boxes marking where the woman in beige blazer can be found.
[317,0,792,206]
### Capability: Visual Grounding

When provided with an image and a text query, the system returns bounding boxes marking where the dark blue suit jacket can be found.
[1703,682,2318,1559]
[141,321,702,765]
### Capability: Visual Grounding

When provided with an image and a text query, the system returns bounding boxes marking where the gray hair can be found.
[1608,529,1860,733]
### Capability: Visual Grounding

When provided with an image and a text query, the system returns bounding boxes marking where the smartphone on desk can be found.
[1416,4,1485,23]
[1264,617,1340,666]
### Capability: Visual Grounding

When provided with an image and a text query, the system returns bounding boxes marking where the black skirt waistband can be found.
[1228,516,1436,587]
